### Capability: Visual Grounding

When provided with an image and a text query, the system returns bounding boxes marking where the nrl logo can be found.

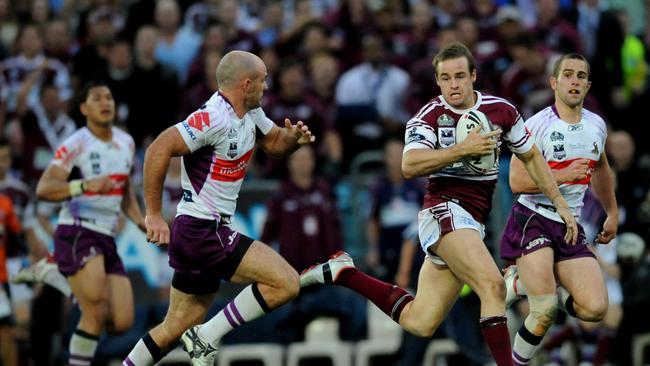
[437,114,454,127]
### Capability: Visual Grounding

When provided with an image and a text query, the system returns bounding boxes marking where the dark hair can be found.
[432,42,476,76]
[552,53,591,79]
[508,32,537,50]
[0,137,10,150]
[78,80,111,103]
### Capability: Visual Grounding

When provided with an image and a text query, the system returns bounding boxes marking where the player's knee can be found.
[80,300,109,325]
[579,298,608,322]
[475,274,506,301]
[407,320,440,338]
[528,295,558,331]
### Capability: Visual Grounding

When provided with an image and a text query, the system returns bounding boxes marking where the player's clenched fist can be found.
[145,213,170,246]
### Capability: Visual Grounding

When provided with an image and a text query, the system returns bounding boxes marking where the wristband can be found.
[69,180,85,197]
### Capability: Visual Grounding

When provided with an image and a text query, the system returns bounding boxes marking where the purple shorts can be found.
[168,215,253,294]
[53,225,126,276]
[500,203,594,262]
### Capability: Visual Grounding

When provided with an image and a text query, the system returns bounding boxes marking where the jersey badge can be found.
[437,114,454,127]
[438,127,456,148]
[182,189,193,202]
[591,142,599,155]
[187,111,211,131]
[553,144,566,160]
[406,127,425,144]
[550,131,564,142]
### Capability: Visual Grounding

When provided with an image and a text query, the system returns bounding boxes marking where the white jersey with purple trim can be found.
[518,106,607,222]
[174,91,274,221]
[52,127,135,236]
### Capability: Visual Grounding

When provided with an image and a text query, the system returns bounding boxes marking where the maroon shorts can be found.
[53,225,126,276]
[168,215,253,294]
[500,203,594,262]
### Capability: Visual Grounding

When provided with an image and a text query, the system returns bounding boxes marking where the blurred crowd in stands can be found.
[1,0,650,364]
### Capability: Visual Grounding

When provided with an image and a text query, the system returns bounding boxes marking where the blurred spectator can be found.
[29,0,51,26]
[186,23,226,89]
[71,10,117,86]
[76,0,124,43]
[178,50,221,120]
[153,0,202,83]
[393,0,436,65]
[296,21,336,62]
[607,130,650,238]
[95,39,137,131]
[131,26,180,148]
[467,0,498,37]
[261,145,365,342]
[216,0,260,54]
[335,34,410,163]
[0,0,17,55]
[501,32,556,118]
[17,82,75,186]
[43,18,77,66]
[0,24,72,116]
[433,0,466,28]
[307,52,339,129]
[366,139,423,280]
[532,0,583,54]
[183,0,219,34]
[256,0,284,48]
[263,58,341,179]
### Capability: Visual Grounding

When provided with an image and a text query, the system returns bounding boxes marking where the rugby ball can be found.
[455,110,497,174]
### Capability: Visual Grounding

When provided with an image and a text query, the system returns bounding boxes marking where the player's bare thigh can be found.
[229,240,299,308]
[516,247,557,295]
[435,229,505,311]
[68,255,110,331]
[555,256,608,321]
[398,259,463,337]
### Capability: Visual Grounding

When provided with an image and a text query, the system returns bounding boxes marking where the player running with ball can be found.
[302,42,577,366]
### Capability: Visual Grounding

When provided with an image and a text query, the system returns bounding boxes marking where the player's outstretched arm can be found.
[258,118,315,158]
[402,126,500,178]
[516,146,578,244]
[143,127,190,245]
[590,152,618,244]
[509,154,591,194]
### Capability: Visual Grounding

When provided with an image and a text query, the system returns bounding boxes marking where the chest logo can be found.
[553,144,566,160]
[438,127,455,147]
[437,114,454,127]
[550,131,564,142]
[568,124,583,132]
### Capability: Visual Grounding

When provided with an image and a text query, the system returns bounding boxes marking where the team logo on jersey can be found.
[568,124,583,132]
[591,142,599,155]
[438,127,455,147]
[553,144,566,160]
[550,131,564,141]
[187,111,211,131]
[89,152,100,160]
[437,114,454,127]
[92,162,101,174]
[227,142,238,158]
[182,189,193,202]
[406,127,425,144]
[228,128,238,140]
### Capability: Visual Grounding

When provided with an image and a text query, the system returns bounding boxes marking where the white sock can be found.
[69,329,99,366]
[512,323,544,365]
[197,283,270,345]
[43,270,72,298]
[123,333,163,366]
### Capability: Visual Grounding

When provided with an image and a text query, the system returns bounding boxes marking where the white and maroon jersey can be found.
[52,127,135,235]
[518,106,607,222]
[174,91,274,221]
[404,92,533,223]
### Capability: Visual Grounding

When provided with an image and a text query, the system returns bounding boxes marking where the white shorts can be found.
[418,201,485,266]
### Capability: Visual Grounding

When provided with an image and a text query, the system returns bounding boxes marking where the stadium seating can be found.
[286,317,352,366]
[355,300,403,366]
